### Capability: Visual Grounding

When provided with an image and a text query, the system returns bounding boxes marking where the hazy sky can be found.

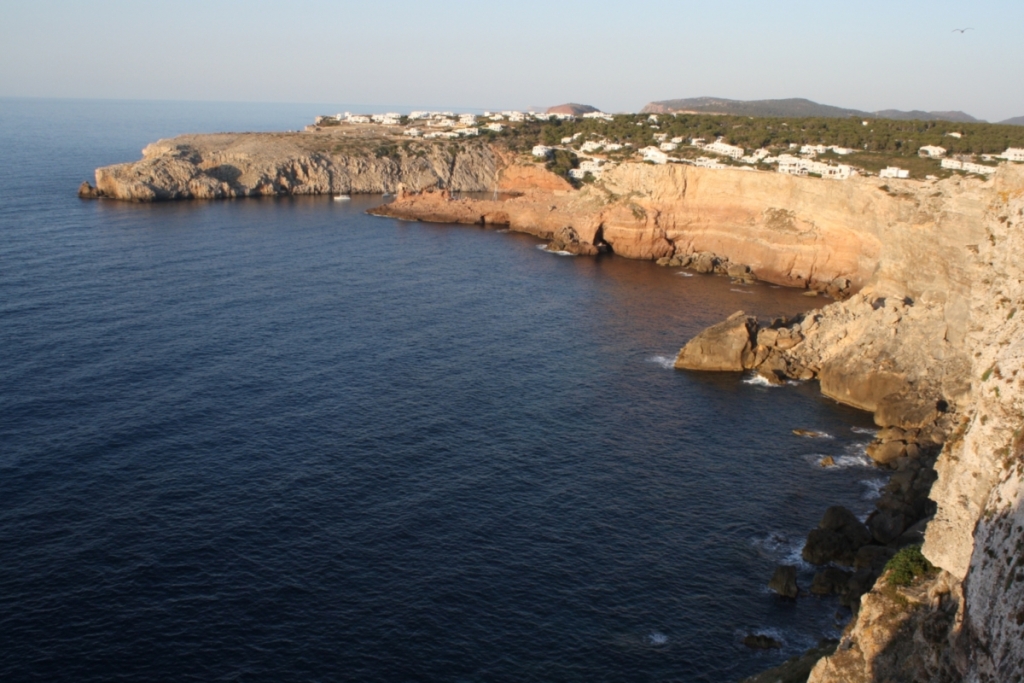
[2,0,1021,121]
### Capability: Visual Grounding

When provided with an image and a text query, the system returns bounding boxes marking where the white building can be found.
[582,112,614,121]
[693,156,728,170]
[942,158,996,175]
[647,114,659,123]
[485,123,505,132]
[660,142,679,152]
[640,146,669,164]
[404,128,423,137]
[604,143,624,152]
[800,144,828,156]
[569,159,606,180]
[532,145,554,158]
[775,154,852,179]
[347,115,371,124]
[918,145,947,158]
[946,132,963,139]
[580,140,605,153]
[1001,148,1024,162]
[653,133,668,142]
[830,146,855,155]
[879,166,910,179]
[703,140,744,159]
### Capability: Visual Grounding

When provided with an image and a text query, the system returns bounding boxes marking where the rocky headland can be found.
[84,134,1024,681]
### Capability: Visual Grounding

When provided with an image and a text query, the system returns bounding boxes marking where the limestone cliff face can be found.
[376,162,995,300]
[794,167,1024,681]
[86,132,500,201]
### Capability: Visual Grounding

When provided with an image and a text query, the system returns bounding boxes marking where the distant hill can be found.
[1001,116,1024,126]
[546,103,600,116]
[641,97,980,123]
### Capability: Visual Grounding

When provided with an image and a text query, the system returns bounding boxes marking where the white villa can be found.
[800,144,828,156]
[880,167,910,179]
[582,112,614,122]
[941,158,996,175]
[485,123,505,132]
[532,145,554,158]
[404,128,423,137]
[703,140,745,159]
[569,159,607,180]
[1001,148,1024,162]
[919,145,947,158]
[660,142,679,152]
[641,146,669,164]
[775,154,852,179]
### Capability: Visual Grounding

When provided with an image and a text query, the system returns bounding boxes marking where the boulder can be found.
[77,181,101,199]
[867,509,908,545]
[802,506,873,566]
[674,311,757,372]
[691,251,718,274]
[854,544,896,573]
[866,440,906,466]
[810,566,853,595]
[548,226,598,256]
[769,564,800,598]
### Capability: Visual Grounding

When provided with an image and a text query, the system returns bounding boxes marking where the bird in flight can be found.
[952,27,973,33]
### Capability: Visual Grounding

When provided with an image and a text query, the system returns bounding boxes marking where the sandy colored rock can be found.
[673,311,756,372]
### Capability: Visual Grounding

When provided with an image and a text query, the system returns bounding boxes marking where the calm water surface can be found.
[0,99,882,682]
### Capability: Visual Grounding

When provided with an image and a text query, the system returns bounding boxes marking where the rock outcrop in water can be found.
[80,132,502,201]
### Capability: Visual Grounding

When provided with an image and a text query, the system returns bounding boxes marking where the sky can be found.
[1,0,1021,121]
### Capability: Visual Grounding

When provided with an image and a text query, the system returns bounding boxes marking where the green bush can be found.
[885,545,934,586]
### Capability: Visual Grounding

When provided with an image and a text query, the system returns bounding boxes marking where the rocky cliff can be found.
[381,161,1024,680]
[84,132,1024,679]
[80,131,501,201]
[666,167,1024,682]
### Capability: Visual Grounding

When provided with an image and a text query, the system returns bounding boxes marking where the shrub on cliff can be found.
[885,545,934,586]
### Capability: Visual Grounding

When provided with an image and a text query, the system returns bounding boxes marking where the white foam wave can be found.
[806,452,875,469]
[730,288,754,294]
[646,355,676,369]
[647,631,668,646]
[860,478,887,500]
[742,374,780,387]
[794,430,835,439]
[676,271,695,277]
[535,244,574,256]
[751,532,811,569]
[851,426,879,436]
[495,228,510,233]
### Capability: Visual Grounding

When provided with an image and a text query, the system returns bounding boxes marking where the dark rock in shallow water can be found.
[744,633,782,649]
[811,566,853,595]
[769,564,799,598]
[802,506,872,566]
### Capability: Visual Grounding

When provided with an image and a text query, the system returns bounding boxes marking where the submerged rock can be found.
[744,633,783,650]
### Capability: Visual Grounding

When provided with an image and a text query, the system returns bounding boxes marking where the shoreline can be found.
[81,134,1024,681]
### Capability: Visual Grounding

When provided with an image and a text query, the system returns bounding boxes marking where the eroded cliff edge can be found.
[80,131,502,201]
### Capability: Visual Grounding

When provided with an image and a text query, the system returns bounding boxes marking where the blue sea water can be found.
[0,98,883,682]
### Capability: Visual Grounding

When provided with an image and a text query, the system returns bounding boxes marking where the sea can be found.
[0,98,884,682]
